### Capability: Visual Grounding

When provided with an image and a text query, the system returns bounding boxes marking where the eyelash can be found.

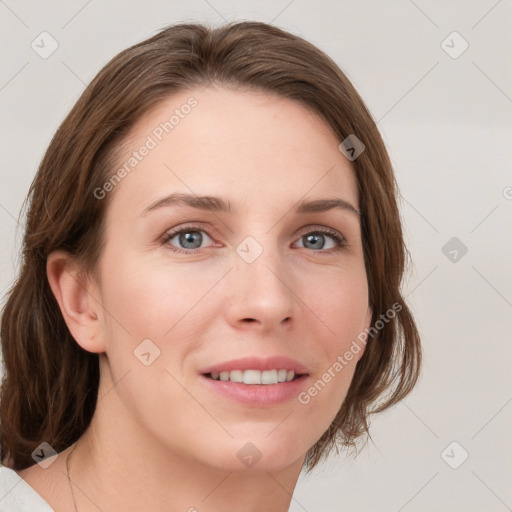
[160,223,348,255]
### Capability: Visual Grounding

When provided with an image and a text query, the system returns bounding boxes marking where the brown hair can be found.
[0,20,421,472]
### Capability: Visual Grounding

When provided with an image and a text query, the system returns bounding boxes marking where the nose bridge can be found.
[235,228,285,275]
[227,231,297,327]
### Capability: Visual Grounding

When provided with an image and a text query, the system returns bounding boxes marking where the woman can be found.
[0,21,421,511]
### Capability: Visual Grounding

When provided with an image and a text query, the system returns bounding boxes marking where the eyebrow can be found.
[141,192,360,218]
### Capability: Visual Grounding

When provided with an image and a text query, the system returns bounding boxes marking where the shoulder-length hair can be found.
[0,21,421,472]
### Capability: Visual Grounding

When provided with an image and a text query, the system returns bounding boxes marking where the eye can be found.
[161,225,215,254]
[160,224,347,254]
[294,227,347,253]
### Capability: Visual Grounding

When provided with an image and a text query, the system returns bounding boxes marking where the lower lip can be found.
[200,374,310,406]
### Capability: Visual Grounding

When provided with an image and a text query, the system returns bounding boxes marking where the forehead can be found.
[107,85,358,217]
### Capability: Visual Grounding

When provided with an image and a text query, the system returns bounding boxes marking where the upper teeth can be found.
[210,369,296,385]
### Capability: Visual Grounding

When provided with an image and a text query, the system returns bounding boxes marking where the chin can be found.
[200,435,310,474]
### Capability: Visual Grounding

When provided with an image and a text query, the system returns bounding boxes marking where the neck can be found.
[67,370,305,512]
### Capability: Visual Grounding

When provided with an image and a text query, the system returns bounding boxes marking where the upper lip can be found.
[199,356,309,375]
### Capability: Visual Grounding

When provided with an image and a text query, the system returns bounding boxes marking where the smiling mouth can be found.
[204,369,306,385]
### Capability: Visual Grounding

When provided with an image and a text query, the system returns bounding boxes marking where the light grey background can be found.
[1,1,511,510]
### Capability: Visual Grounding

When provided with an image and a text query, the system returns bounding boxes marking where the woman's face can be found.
[89,85,372,472]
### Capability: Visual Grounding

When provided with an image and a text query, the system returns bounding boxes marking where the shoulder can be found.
[0,464,55,511]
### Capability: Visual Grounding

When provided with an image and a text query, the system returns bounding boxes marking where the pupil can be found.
[306,234,324,249]
[181,231,201,249]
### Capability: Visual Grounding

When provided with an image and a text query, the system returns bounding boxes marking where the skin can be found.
[17,85,372,512]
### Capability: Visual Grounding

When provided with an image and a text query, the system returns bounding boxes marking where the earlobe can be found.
[46,250,106,353]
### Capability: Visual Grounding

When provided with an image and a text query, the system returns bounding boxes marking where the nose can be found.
[224,238,297,334]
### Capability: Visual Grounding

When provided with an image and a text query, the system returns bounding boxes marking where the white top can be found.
[0,465,54,511]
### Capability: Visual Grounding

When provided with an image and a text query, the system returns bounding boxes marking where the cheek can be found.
[94,251,201,430]
[306,265,369,344]
[99,249,206,338]
[298,267,369,404]
[96,250,221,394]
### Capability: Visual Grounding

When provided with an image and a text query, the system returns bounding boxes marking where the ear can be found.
[356,305,373,361]
[46,250,106,353]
